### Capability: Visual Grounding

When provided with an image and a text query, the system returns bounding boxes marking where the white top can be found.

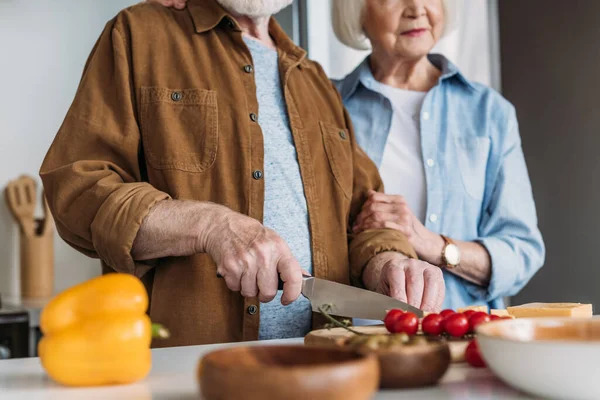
[0,338,529,399]
[369,81,428,223]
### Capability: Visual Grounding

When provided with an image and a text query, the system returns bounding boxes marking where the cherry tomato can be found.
[444,313,469,337]
[392,312,419,335]
[468,312,491,332]
[462,310,477,319]
[440,309,456,319]
[489,314,500,321]
[422,313,444,336]
[465,340,486,368]
[384,309,404,333]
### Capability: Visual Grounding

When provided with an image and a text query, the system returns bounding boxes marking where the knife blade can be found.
[217,273,425,320]
[301,277,424,320]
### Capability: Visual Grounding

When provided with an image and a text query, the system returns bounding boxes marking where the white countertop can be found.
[0,338,533,400]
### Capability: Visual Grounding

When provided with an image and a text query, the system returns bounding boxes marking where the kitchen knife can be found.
[217,273,424,319]
[300,276,424,320]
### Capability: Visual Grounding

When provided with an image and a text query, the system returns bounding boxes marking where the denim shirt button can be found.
[422,111,430,120]
[429,214,438,223]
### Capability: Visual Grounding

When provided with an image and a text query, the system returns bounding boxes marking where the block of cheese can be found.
[457,305,488,314]
[506,303,593,318]
[491,309,515,319]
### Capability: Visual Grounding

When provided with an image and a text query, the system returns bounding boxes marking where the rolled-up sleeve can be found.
[40,19,170,277]
[467,108,545,301]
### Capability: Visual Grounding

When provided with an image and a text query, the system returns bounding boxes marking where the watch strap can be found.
[440,235,456,269]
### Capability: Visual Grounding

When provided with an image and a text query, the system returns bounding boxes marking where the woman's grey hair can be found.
[331,0,458,51]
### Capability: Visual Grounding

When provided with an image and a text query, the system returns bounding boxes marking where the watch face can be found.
[445,244,461,265]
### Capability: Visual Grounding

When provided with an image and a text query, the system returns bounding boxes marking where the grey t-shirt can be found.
[242,36,313,340]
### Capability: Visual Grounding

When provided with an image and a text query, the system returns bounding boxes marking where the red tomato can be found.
[468,312,491,332]
[444,313,469,337]
[392,312,419,335]
[465,340,486,368]
[489,314,500,321]
[422,313,444,336]
[440,309,456,319]
[384,309,404,333]
[462,310,476,318]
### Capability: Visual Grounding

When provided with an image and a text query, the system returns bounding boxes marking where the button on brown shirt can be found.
[39,0,416,347]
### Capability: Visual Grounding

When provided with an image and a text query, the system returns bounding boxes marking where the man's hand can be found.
[202,206,304,305]
[145,0,187,10]
[353,190,445,265]
[362,252,445,312]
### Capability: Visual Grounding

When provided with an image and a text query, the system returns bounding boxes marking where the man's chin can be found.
[216,0,294,18]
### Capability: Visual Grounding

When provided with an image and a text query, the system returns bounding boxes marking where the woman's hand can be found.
[353,190,445,265]
[145,0,188,10]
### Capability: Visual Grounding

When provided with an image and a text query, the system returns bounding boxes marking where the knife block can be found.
[19,230,54,299]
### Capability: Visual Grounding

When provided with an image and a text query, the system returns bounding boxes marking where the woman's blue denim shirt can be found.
[335,54,545,309]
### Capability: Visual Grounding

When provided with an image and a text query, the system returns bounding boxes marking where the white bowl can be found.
[476,318,600,400]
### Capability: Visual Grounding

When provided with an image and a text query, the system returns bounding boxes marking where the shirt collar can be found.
[187,0,308,68]
[340,53,477,101]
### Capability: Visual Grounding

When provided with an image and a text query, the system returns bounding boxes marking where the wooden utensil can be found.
[305,325,469,363]
[198,345,379,400]
[4,176,54,299]
[5,176,37,237]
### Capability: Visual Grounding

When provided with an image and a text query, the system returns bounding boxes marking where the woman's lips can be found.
[401,28,427,37]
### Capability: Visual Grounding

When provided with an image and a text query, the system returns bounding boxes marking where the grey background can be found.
[499,0,599,306]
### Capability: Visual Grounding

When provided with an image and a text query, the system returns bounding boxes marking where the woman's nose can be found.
[402,0,428,19]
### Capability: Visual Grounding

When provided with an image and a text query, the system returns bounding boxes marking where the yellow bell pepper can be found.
[38,273,168,387]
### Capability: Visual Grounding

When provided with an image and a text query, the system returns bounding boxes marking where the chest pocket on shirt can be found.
[454,137,491,201]
[140,87,218,173]
[320,121,353,200]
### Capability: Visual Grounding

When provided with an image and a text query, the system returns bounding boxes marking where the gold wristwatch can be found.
[440,235,461,268]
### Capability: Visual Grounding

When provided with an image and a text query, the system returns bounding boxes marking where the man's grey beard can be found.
[216,0,294,18]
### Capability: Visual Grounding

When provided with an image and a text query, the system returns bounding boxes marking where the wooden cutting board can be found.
[304,325,469,363]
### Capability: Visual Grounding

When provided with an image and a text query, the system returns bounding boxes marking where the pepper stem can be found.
[317,305,367,336]
[152,323,170,339]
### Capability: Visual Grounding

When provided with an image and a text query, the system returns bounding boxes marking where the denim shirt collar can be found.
[339,53,477,102]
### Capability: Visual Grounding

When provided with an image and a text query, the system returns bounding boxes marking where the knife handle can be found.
[216,274,304,291]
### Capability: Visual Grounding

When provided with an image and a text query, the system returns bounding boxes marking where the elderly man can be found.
[40,0,445,347]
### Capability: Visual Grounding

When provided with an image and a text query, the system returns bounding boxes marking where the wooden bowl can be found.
[358,338,451,389]
[198,345,380,400]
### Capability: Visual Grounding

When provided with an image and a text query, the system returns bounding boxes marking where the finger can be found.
[405,263,425,308]
[421,268,444,312]
[386,264,408,303]
[354,207,398,231]
[277,253,303,305]
[222,271,242,292]
[256,261,278,303]
[369,192,405,204]
[218,259,242,292]
[435,280,446,311]
[240,265,258,298]
[362,211,401,225]
[301,269,312,277]
[353,200,379,227]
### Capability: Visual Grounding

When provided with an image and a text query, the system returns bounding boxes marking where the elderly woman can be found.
[151,0,544,311]
[331,0,544,310]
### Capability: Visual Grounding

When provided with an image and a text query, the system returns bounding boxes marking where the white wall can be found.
[0,0,139,299]
[307,0,498,89]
